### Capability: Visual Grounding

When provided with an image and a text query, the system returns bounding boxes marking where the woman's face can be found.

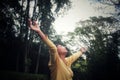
[57,45,68,56]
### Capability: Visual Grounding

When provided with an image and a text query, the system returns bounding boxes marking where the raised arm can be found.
[28,19,46,40]
[66,47,87,65]
[28,19,57,50]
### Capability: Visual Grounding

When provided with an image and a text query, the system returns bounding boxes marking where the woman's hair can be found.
[65,47,71,57]
[55,43,71,57]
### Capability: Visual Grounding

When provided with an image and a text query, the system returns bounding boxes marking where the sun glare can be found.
[53,0,94,35]
[52,0,115,51]
[53,0,115,35]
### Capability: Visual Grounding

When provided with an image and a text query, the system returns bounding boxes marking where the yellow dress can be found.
[43,37,82,80]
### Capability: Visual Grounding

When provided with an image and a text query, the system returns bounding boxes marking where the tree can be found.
[0,0,71,73]
[65,16,120,80]
[88,0,120,20]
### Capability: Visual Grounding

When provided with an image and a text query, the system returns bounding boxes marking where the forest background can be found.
[0,0,120,80]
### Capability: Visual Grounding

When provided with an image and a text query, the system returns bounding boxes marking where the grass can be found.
[0,70,49,80]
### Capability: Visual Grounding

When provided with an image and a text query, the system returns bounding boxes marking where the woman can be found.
[28,19,87,80]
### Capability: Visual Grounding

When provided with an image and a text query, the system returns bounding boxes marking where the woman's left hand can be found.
[80,47,87,53]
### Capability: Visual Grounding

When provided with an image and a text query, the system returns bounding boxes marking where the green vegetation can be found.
[0,0,120,80]
[0,71,48,80]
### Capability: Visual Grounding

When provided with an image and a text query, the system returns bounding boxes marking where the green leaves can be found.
[64,16,120,80]
[0,0,71,73]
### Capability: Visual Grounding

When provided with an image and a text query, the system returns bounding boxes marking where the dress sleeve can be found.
[66,51,82,66]
[43,36,57,52]
[43,36,58,66]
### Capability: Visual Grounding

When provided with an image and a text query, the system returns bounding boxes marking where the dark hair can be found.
[55,44,60,47]
[65,47,71,57]
[55,43,71,57]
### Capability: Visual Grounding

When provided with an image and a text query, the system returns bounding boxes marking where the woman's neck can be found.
[59,55,66,64]
[60,55,65,59]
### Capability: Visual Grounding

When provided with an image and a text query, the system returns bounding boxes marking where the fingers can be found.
[28,19,32,25]
[33,21,37,25]
[80,47,87,53]
[28,19,38,26]
[28,19,32,28]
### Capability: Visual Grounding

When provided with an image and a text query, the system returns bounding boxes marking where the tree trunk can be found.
[35,44,41,74]
[24,0,30,72]
[16,53,20,71]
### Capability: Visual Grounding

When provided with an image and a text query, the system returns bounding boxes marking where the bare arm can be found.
[28,19,58,64]
[28,19,46,40]
[28,19,57,51]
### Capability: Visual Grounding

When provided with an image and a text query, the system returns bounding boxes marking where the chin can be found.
[65,51,68,54]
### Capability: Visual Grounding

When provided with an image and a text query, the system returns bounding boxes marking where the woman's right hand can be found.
[28,19,41,33]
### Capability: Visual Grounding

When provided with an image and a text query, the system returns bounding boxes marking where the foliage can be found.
[0,71,48,80]
[0,0,120,80]
[0,0,71,73]
[65,16,120,80]
[88,0,120,20]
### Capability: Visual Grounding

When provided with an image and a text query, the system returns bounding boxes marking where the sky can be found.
[53,0,115,35]
[27,0,115,35]
[52,0,116,52]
